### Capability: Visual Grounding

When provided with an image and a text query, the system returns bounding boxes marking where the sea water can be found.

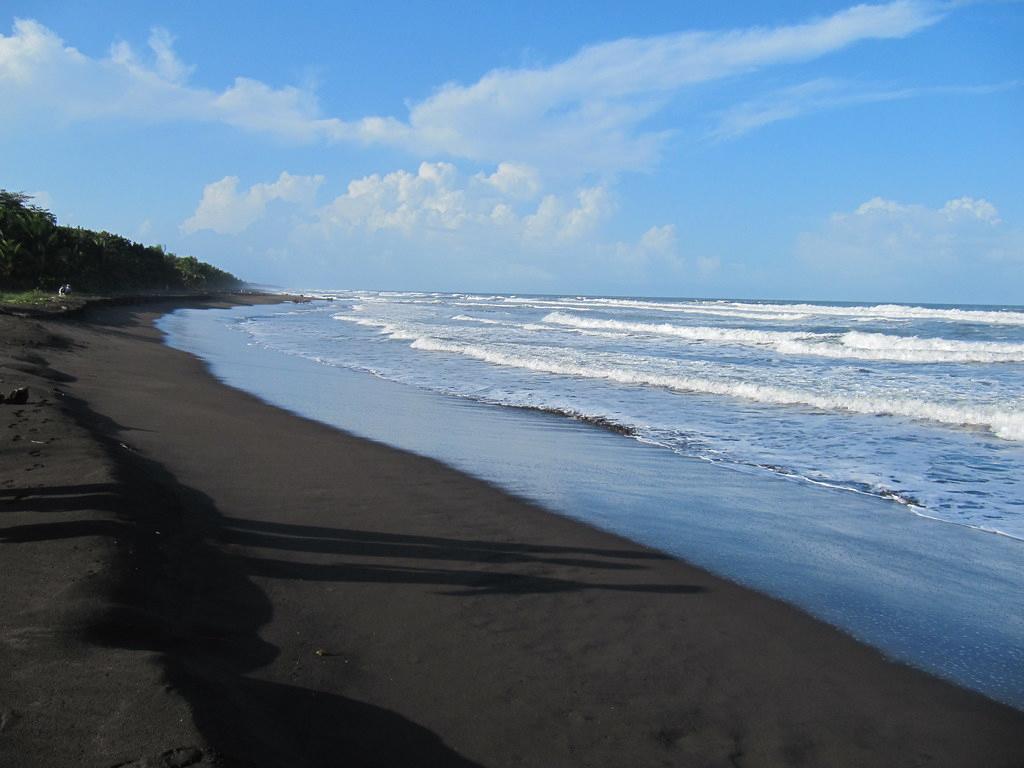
[158,292,1024,708]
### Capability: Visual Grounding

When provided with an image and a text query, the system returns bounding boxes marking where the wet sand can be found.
[1,297,1022,767]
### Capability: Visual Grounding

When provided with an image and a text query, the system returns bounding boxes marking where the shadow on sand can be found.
[0,388,704,766]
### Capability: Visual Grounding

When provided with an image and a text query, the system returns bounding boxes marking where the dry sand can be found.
[1,297,1022,767]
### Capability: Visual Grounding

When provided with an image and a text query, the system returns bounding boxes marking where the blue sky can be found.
[2,1,1021,303]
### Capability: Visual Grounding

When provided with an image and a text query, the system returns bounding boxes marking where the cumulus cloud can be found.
[2,3,942,172]
[592,224,685,283]
[475,163,542,199]
[182,171,324,234]
[180,165,693,291]
[319,162,470,234]
[797,195,1020,273]
[315,161,609,243]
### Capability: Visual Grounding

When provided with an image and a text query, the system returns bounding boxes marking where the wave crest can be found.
[408,336,1024,441]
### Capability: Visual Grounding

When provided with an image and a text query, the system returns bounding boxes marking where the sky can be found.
[1,1,1021,303]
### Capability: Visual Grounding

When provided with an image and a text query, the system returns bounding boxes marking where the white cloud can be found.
[146,28,191,84]
[182,171,324,234]
[639,223,677,253]
[710,78,1021,140]
[319,162,469,234]
[710,79,902,139]
[327,1,940,172]
[475,162,542,199]
[316,161,609,243]
[2,4,942,172]
[522,187,613,242]
[941,196,1000,224]
[594,224,684,278]
[109,27,192,84]
[797,195,1020,274]
[0,19,335,139]
[181,166,695,292]
[0,18,66,83]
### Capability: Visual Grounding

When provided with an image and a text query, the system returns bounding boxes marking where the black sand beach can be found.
[2,297,1023,767]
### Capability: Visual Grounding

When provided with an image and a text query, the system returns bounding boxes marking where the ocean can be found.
[158,292,1024,708]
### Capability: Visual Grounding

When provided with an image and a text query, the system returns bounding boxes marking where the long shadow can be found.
[0,493,122,515]
[1,357,705,765]
[220,521,655,571]
[211,517,701,595]
[0,387,486,767]
[242,556,705,597]
[224,517,670,561]
[0,482,121,497]
[6,359,76,383]
[0,483,123,515]
[0,519,128,541]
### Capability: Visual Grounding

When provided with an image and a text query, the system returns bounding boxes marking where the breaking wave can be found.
[408,336,1024,441]
[542,312,1024,363]
[451,314,506,325]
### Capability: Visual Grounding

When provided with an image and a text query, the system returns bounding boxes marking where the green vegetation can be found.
[0,289,55,305]
[0,190,242,295]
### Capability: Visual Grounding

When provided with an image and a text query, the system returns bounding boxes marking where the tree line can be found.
[0,190,242,293]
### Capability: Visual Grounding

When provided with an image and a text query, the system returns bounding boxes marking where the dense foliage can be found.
[0,190,242,293]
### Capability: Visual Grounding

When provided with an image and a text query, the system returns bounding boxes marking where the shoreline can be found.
[165,299,1024,710]
[2,297,1023,766]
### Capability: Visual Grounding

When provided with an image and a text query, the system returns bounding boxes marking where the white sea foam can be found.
[332,291,1024,326]
[790,332,1024,363]
[523,322,627,339]
[498,297,803,321]
[841,331,1024,355]
[501,295,1024,325]
[451,314,507,325]
[542,312,1024,363]
[542,312,810,345]
[704,301,1024,325]
[408,336,1024,440]
[332,313,420,340]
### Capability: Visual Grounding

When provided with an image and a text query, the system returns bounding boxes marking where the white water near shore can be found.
[253,292,1024,537]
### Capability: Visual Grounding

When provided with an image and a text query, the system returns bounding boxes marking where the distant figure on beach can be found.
[58,283,70,296]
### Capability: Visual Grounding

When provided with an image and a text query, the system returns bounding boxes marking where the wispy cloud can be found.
[342,0,942,172]
[2,3,944,174]
[710,78,1022,139]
